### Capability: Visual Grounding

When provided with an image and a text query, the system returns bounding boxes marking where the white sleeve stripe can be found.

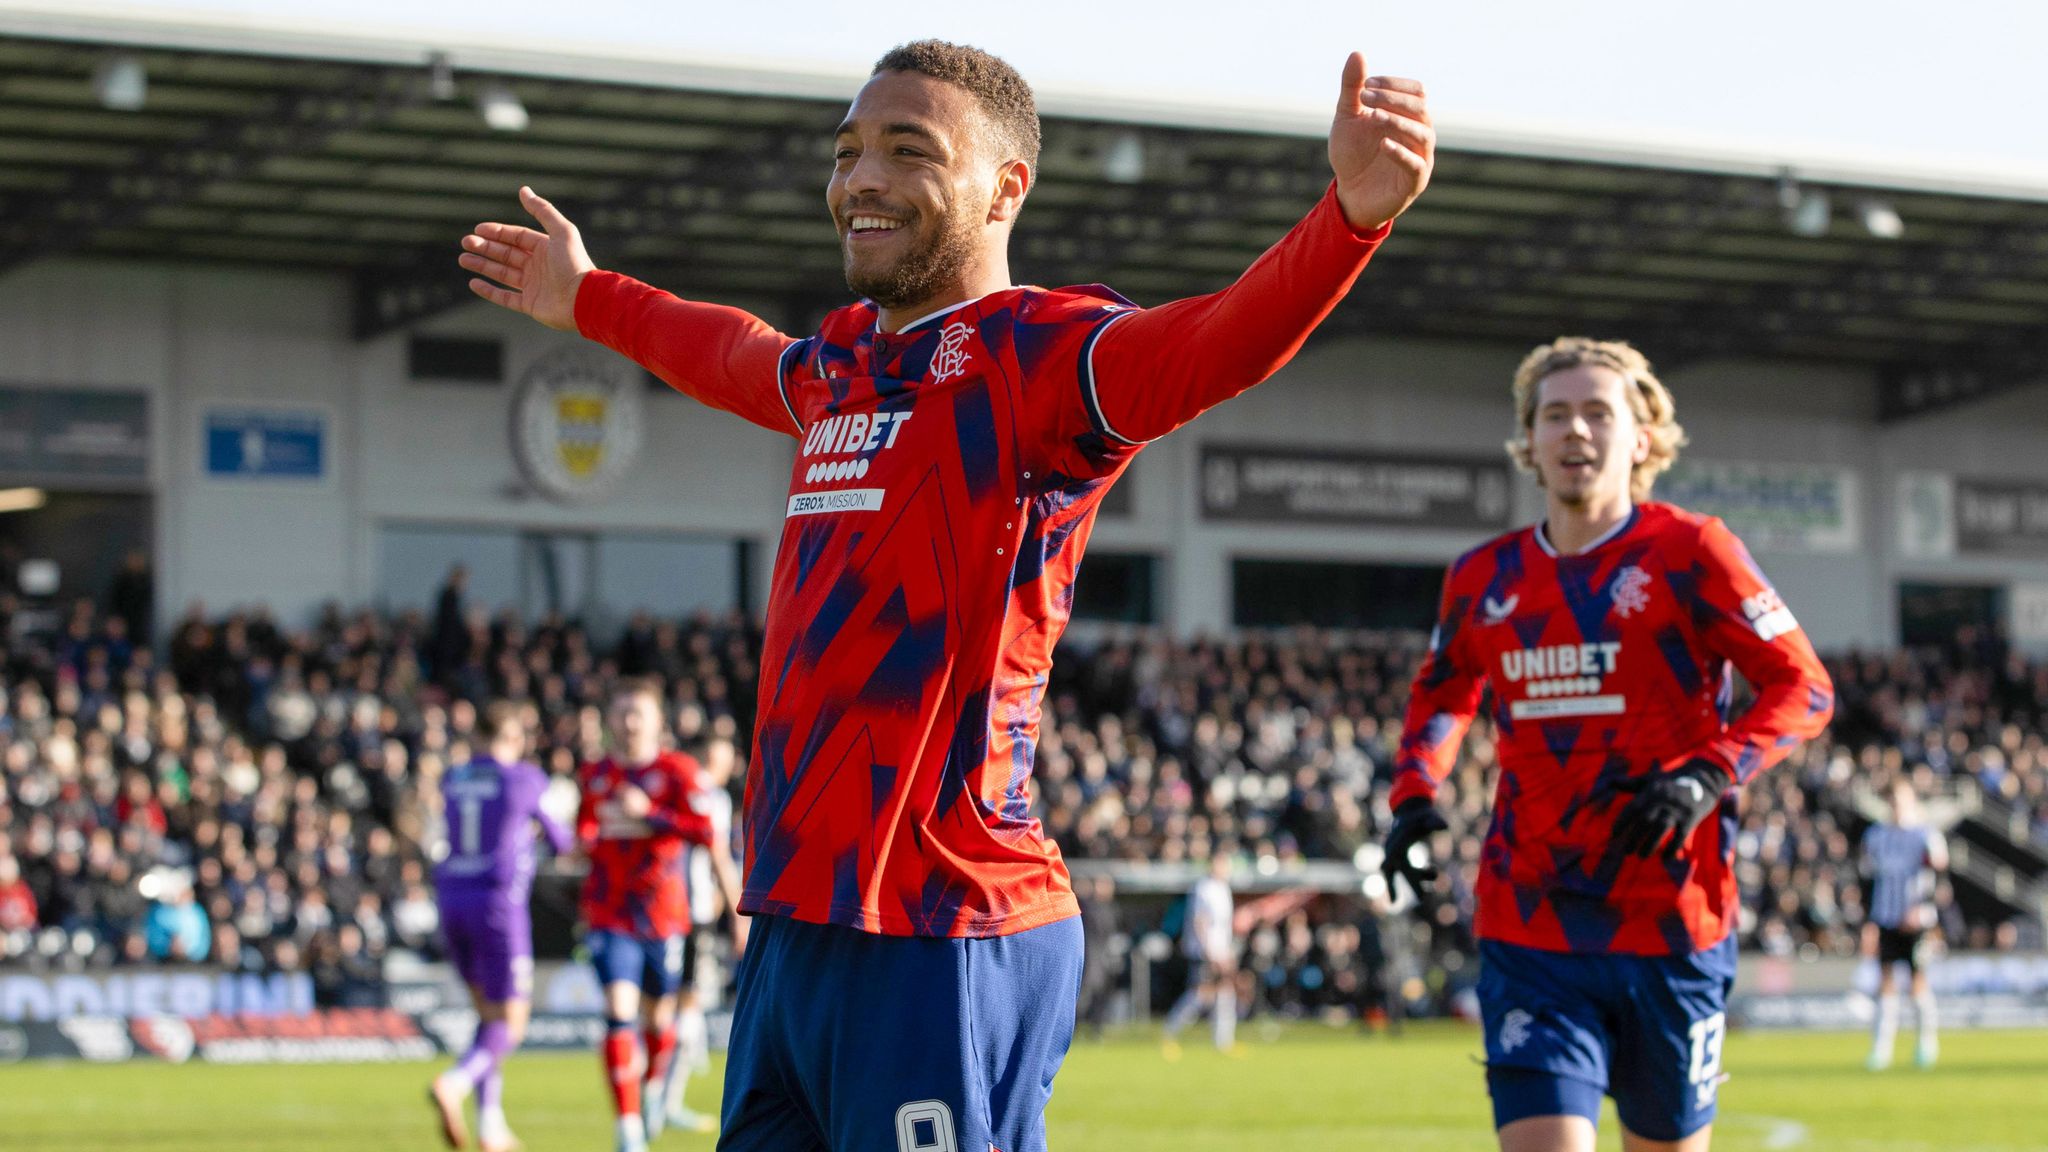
[774,341,804,435]
[1080,309,1150,446]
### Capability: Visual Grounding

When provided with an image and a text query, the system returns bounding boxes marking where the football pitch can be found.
[4,1024,2044,1152]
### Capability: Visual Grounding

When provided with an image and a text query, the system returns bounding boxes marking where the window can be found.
[1232,559,1443,629]
[1074,552,1156,624]
[407,336,503,384]
[1897,582,2001,649]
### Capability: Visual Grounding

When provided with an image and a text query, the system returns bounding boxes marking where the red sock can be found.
[643,1025,677,1092]
[603,1026,642,1120]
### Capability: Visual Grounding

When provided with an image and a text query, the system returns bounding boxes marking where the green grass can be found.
[3,1024,2045,1151]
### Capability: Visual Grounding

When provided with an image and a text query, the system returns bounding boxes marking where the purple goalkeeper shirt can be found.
[434,757,573,905]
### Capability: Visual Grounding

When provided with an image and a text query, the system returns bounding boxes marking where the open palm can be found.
[1328,53,1435,232]
[457,186,597,332]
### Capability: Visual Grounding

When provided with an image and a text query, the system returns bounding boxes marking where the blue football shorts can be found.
[1479,934,1737,1142]
[718,913,1084,1152]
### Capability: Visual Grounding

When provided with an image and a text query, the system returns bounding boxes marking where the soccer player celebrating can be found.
[461,40,1433,1152]
[429,702,574,1152]
[1860,777,1948,1071]
[577,679,717,1152]
[1381,338,1835,1152]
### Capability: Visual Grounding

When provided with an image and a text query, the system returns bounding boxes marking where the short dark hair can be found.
[482,700,522,742]
[872,40,1041,170]
[611,676,664,705]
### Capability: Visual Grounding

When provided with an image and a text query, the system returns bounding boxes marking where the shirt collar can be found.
[879,295,985,336]
[1533,506,1639,558]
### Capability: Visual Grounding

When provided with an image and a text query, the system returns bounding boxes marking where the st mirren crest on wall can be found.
[510,349,645,503]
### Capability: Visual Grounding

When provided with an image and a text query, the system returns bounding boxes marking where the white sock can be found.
[1914,994,1938,1051]
[1213,985,1237,1050]
[669,1006,707,1110]
[1871,994,1899,1062]
[1164,987,1204,1038]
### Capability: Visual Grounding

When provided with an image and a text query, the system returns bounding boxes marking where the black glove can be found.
[1380,797,1450,900]
[1606,759,1729,860]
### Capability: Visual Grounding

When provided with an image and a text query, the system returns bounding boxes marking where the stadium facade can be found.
[4,8,2048,650]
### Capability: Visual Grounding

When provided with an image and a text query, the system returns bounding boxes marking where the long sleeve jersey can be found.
[577,186,1388,937]
[577,751,716,938]
[1392,503,1835,954]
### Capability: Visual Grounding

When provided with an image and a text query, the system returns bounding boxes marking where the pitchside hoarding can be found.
[1732,952,2048,1030]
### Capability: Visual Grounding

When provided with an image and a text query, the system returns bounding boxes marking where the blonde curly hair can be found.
[1507,337,1686,502]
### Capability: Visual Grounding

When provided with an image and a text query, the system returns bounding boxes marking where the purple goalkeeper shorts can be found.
[437,886,534,1004]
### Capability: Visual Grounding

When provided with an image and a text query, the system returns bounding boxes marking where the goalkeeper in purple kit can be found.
[429,702,575,1152]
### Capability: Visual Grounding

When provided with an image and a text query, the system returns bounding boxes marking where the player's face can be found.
[704,740,735,785]
[491,721,526,758]
[1529,365,1649,508]
[610,693,662,754]
[828,71,995,310]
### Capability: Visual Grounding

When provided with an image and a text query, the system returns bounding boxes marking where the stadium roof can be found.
[4,10,2046,420]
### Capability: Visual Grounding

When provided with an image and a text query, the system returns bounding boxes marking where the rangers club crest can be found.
[1611,566,1652,618]
[1499,1008,1533,1054]
[931,321,975,383]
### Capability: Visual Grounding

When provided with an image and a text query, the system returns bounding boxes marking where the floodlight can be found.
[428,51,457,103]
[93,54,147,111]
[477,82,529,132]
[1859,198,1905,240]
[1778,172,1831,238]
[1102,132,1145,184]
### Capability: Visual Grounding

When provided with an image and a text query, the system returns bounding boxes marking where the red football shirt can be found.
[578,186,1388,937]
[1392,503,1836,955]
[576,751,715,938]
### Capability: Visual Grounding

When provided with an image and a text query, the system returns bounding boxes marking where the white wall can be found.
[11,256,2048,650]
[0,260,358,627]
[354,297,796,614]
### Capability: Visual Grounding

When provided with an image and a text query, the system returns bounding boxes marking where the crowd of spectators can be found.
[2,577,2043,1022]
[0,578,760,1006]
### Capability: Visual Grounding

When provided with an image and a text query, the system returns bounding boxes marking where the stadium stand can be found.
[3,591,2043,1021]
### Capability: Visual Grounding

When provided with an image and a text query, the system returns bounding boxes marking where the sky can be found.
[6,0,2046,193]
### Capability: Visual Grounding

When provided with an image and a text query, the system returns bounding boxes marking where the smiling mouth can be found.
[846,214,904,238]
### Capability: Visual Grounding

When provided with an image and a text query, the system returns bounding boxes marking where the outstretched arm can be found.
[1084,54,1434,445]
[460,187,801,437]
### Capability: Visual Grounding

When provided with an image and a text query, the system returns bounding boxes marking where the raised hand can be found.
[1328,53,1435,233]
[458,186,597,332]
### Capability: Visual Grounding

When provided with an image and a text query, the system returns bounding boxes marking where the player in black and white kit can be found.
[1162,851,1240,1059]
[1860,778,1948,1070]
[658,733,745,1133]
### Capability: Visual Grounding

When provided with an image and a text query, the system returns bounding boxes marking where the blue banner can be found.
[205,408,325,480]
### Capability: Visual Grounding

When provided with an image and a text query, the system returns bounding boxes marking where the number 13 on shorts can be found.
[1687,1012,1727,1110]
